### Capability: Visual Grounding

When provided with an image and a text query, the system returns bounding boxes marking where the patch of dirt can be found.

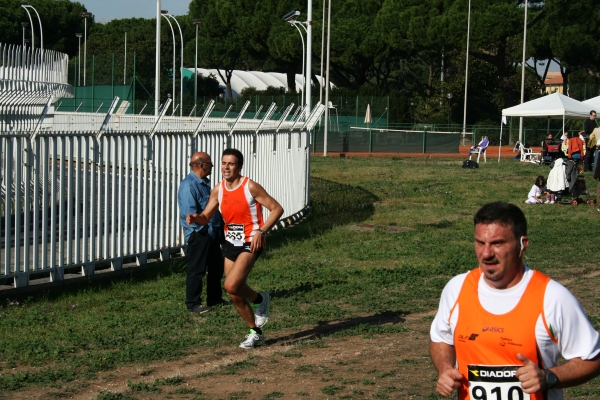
[1,312,438,400]
[4,271,600,400]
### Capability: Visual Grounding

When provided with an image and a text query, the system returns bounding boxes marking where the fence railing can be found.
[0,43,73,133]
[0,44,324,288]
[0,129,312,288]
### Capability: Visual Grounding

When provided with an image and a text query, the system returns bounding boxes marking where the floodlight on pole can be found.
[21,22,28,48]
[21,2,42,50]
[193,19,202,117]
[284,10,307,117]
[124,27,131,85]
[164,13,184,116]
[283,10,300,21]
[20,5,35,49]
[76,33,82,86]
[81,12,92,86]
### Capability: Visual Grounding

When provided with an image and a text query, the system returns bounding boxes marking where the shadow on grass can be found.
[265,177,379,250]
[270,282,324,298]
[265,310,408,346]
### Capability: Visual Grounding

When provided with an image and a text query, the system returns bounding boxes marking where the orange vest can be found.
[219,177,264,245]
[452,268,552,400]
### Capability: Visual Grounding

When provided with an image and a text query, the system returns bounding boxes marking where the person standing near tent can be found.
[568,132,585,162]
[584,111,597,171]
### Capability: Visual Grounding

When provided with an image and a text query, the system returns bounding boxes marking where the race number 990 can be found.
[471,385,525,400]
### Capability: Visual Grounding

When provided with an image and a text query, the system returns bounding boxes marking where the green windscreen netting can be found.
[312,129,460,153]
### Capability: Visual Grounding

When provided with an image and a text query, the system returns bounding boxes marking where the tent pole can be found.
[499,119,503,163]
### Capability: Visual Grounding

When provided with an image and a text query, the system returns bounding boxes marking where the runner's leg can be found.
[224,253,259,328]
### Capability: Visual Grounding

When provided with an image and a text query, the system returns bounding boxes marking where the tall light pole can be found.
[284,11,307,115]
[155,0,161,115]
[306,0,313,117]
[164,13,183,116]
[76,33,82,86]
[462,0,471,138]
[161,11,176,114]
[323,0,332,157]
[320,0,326,103]
[81,12,92,86]
[519,0,529,143]
[193,19,202,117]
[20,2,42,50]
[21,22,28,48]
[20,5,35,49]
[123,27,130,85]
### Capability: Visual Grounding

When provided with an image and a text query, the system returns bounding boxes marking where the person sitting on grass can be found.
[525,176,548,204]
[468,136,489,157]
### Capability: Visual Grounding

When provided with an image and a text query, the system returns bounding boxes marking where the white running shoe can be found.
[544,200,550,204]
[550,201,555,204]
[253,292,270,328]
[239,329,265,349]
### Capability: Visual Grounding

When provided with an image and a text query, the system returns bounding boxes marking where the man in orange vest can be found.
[186,148,284,349]
[430,202,600,399]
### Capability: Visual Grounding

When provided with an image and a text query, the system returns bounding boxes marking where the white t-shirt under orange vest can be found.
[431,266,600,400]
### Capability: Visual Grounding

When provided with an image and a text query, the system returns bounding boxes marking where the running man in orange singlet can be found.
[186,148,283,349]
[430,202,600,399]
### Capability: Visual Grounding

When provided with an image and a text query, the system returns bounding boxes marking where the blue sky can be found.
[82,0,191,23]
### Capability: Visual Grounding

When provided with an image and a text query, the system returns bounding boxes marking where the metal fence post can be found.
[423,127,427,153]
[92,55,95,112]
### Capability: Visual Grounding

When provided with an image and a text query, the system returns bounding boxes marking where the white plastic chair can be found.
[469,142,489,163]
[514,141,540,164]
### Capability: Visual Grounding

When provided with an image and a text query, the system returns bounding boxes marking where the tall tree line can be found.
[1,0,600,123]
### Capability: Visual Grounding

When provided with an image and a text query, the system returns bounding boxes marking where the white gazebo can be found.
[498,93,592,161]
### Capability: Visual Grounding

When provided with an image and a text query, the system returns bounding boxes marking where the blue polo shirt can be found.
[178,172,222,242]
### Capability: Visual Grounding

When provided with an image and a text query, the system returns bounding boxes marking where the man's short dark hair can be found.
[591,110,597,115]
[473,202,527,239]
[222,148,244,168]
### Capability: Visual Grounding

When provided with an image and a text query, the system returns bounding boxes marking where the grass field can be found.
[1,156,600,399]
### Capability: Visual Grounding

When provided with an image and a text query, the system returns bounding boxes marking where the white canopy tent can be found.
[498,93,593,161]
[582,96,600,112]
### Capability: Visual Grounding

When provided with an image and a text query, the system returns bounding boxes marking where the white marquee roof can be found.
[582,96,600,113]
[502,93,591,119]
[187,68,325,99]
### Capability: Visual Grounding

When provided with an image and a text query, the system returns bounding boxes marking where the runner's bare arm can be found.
[430,341,464,397]
[517,353,600,393]
[248,180,284,253]
[186,185,220,226]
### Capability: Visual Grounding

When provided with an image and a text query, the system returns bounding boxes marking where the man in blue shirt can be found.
[178,152,225,313]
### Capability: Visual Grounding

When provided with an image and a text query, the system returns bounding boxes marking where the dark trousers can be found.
[186,230,224,309]
[585,148,595,171]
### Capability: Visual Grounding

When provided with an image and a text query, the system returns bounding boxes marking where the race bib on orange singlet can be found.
[225,224,244,247]
[468,365,530,400]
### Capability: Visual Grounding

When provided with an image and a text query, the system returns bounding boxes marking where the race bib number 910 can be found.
[468,365,529,400]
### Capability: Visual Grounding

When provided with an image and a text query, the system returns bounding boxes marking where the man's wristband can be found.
[258,229,267,237]
[544,369,559,390]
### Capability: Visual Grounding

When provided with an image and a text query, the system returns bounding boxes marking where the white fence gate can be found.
[0,44,325,288]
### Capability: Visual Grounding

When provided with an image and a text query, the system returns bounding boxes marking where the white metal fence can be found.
[0,44,324,288]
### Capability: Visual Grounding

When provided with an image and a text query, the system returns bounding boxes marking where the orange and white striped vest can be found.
[218,176,264,246]
[452,268,551,400]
